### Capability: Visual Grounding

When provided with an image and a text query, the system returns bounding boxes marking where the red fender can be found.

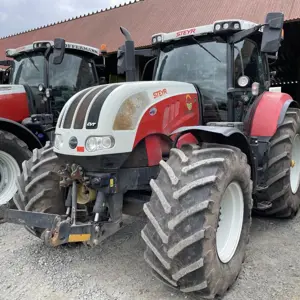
[0,91,29,122]
[250,92,295,137]
[144,135,163,166]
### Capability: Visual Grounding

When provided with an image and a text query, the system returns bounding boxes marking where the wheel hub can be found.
[216,181,244,264]
[290,134,300,194]
[0,150,20,205]
[291,160,296,168]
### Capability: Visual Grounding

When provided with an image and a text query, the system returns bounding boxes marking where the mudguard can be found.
[244,92,299,194]
[0,118,42,151]
[249,92,299,137]
[172,125,257,190]
[0,85,29,121]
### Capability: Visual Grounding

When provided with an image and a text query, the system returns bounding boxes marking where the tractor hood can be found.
[54,81,198,156]
[0,85,29,122]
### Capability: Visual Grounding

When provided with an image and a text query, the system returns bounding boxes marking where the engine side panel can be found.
[250,91,293,137]
[133,92,199,147]
[55,81,199,157]
[0,85,29,121]
[133,92,199,166]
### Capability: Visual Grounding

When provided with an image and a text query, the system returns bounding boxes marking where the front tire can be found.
[13,142,65,237]
[142,143,252,299]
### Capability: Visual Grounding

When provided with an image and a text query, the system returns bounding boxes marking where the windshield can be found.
[11,52,44,85]
[48,53,98,117]
[155,40,228,121]
[49,53,97,101]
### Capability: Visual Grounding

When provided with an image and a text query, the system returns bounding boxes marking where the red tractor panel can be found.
[0,85,29,122]
[133,92,200,166]
[250,91,294,137]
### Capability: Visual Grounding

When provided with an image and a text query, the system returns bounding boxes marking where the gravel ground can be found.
[1,214,300,300]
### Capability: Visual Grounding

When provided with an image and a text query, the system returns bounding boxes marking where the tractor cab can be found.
[149,13,284,124]
[117,13,284,126]
[1,40,106,121]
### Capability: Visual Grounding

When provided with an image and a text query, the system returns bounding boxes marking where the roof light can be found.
[100,44,107,54]
[233,22,240,30]
[33,42,51,49]
[152,35,163,45]
[215,24,221,31]
[213,21,241,33]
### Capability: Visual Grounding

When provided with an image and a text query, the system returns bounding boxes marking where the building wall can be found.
[2,0,300,58]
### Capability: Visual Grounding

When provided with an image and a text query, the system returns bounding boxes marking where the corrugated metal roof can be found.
[0,0,299,57]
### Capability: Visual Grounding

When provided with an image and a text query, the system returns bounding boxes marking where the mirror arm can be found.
[229,25,263,44]
[135,49,153,57]
[267,53,278,60]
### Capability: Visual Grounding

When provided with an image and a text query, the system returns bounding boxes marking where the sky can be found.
[0,0,129,37]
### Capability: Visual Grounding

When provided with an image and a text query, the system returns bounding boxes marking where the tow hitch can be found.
[3,163,123,247]
[3,208,123,247]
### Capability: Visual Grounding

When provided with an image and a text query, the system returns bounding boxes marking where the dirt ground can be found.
[1,214,300,300]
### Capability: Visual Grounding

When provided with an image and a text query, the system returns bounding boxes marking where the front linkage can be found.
[3,163,123,247]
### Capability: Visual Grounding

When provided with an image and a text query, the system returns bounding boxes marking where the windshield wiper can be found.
[23,52,40,72]
[191,37,221,63]
[157,55,168,79]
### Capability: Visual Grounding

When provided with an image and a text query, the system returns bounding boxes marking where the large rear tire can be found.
[13,142,65,237]
[255,107,300,217]
[0,130,31,206]
[142,143,252,299]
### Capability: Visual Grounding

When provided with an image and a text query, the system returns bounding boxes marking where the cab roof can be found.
[6,41,101,58]
[151,19,259,44]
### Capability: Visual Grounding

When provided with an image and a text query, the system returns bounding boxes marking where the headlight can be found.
[38,84,44,92]
[45,88,51,98]
[85,136,115,152]
[237,75,250,87]
[54,134,63,150]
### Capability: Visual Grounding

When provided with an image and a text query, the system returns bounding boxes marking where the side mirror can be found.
[261,12,284,53]
[52,38,65,65]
